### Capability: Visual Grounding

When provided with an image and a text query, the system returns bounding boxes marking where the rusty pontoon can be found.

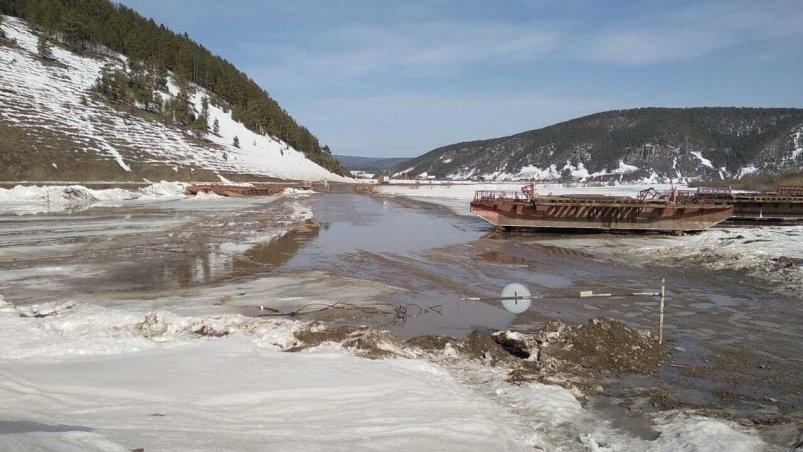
[677,186,803,222]
[470,185,733,233]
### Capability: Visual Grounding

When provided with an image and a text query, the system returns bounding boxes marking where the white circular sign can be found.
[500,283,532,314]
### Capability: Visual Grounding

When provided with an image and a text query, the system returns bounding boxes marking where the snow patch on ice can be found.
[0,303,528,450]
[636,226,803,296]
[0,298,774,451]
[286,201,314,221]
[652,413,767,452]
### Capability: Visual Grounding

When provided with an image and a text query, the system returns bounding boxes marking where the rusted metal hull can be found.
[730,195,803,219]
[682,186,803,221]
[470,198,733,232]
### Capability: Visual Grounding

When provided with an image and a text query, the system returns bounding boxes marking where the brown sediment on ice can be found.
[541,318,665,375]
[291,317,664,379]
[290,324,410,359]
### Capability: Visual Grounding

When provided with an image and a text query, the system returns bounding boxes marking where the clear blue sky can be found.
[118,0,803,158]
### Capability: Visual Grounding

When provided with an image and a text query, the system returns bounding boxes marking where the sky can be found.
[117,0,803,158]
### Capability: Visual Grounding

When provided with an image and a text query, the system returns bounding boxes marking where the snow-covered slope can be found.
[0,17,346,182]
[394,108,803,183]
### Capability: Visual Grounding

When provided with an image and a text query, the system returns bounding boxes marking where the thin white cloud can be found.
[252,0,803,86]
[584,0,803,65]
[251,20,559,80]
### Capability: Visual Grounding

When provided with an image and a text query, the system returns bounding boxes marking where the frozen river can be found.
[0,187,801,449]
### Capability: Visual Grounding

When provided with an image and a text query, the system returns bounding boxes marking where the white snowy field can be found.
[0,16,347,182]
[0,298,771,451]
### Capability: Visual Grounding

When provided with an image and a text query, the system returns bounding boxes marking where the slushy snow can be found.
[0,299,772,451]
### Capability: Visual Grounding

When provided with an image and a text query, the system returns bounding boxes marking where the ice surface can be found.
[418,179,803,297]
[635,225,803,296]
[0,304,526,451]
[0,300,774,451]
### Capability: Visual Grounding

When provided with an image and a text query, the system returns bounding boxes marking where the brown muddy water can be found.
[0,191,801,442]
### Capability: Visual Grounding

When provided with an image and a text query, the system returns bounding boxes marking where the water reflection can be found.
[103,225,322,293]
[245,225,320,267]
[474,251,530,265]
[288,194,483,267]
[181,225,321,285]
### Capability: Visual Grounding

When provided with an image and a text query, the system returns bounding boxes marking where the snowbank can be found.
[0,181,310,215]
[0,298,772,451]
[0,303,525,451]
[137,181,187,199]
[0,184,138,215]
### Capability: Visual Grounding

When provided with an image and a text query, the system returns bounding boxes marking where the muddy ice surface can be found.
[2,191,802,448]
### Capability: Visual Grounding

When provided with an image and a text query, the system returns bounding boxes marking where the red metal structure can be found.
[470,186,733,233]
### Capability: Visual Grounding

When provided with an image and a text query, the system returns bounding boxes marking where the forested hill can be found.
[394,108,803,183]
[334,155,411,173]
[0,0,347,179]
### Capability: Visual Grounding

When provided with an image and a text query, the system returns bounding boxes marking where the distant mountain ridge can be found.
[335,155,411,174]
[394,108,803,182]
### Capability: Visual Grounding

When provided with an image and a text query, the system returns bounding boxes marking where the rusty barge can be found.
[678,186,803,222]
[470,185,734,233]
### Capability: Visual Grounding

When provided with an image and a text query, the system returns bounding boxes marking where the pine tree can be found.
[200,96,210,120]
[190,95,210,137]
[165,81,191,126]
[232,136,240,148]
[37,33,53,60]
[212,118,220,136]
[92,67,129,104]
[61,9,90,50]
[190,112,208,138]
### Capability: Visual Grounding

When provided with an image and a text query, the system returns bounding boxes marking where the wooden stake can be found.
[659,278,666,345]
